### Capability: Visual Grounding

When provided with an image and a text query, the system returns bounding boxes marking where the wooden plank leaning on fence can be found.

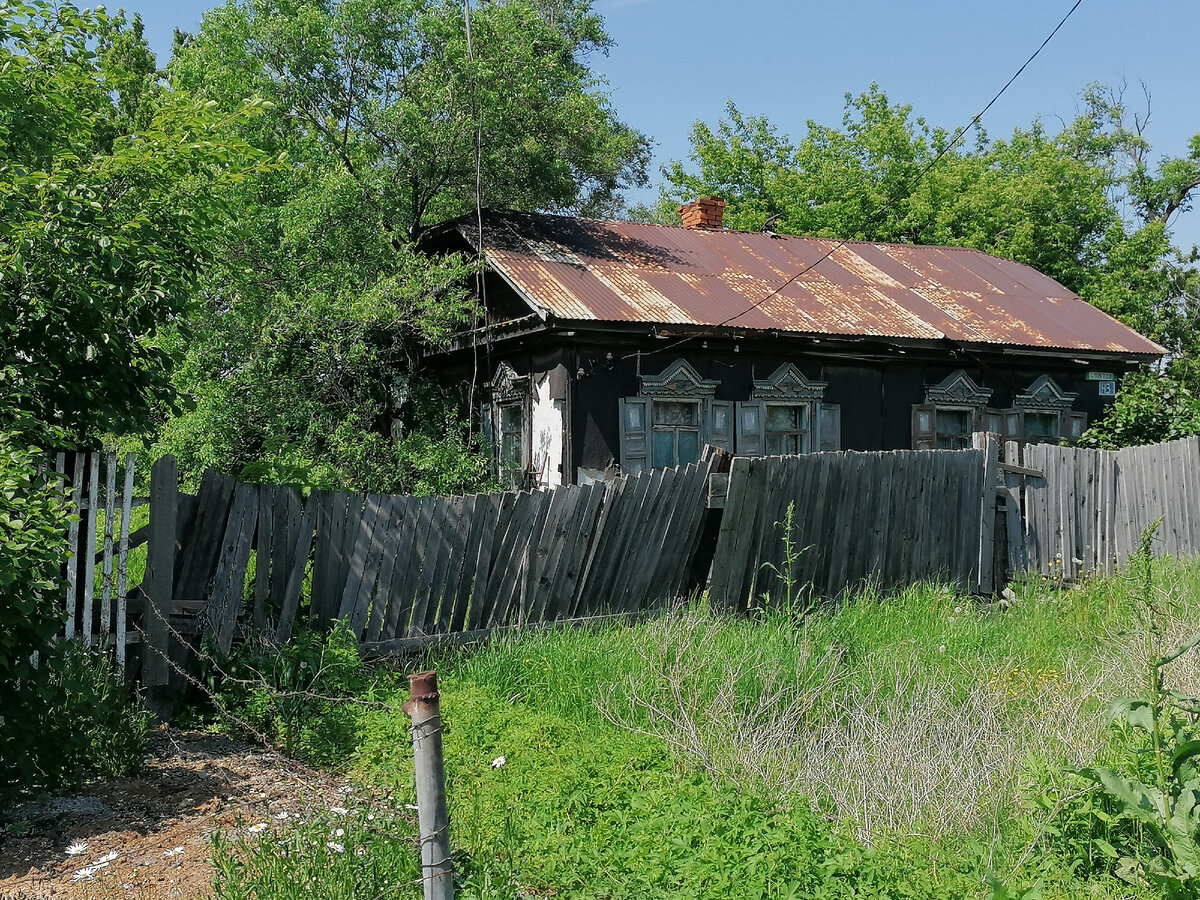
[972,433,999,595]
[207,482,259,655]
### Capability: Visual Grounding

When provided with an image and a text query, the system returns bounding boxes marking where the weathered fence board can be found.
[143,456,177,688]
[1018,436,1200,579]
[207,482,258,655]
[709,449,993,610]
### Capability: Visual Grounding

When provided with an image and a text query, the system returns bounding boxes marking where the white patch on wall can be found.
[530,373,565,487]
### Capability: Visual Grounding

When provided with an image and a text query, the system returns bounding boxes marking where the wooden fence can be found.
[52,450,140,666]
[708,445,998,611]
[1013,436,1200,581]
[51,435,1200,688]
[131,456,714,683]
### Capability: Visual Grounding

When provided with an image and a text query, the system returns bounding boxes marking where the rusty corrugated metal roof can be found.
[462,211,1165,356]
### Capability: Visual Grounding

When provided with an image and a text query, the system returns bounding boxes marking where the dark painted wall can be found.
[430,332,1132,482]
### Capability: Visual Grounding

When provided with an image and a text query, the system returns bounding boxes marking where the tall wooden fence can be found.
[1013,436,1200,581]
[708,446,998,611]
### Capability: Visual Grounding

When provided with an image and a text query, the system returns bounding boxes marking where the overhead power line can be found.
[629,0,1086,361]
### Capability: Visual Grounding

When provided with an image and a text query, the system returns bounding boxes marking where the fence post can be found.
[143,455,177,718]
[404,670,453,900]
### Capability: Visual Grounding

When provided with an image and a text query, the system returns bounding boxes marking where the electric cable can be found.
[621,0,1086,364]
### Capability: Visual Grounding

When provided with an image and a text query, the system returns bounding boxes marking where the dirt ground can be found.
[0,728,348,900]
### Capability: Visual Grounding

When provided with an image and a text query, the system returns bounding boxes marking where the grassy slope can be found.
[218,562,1200,899]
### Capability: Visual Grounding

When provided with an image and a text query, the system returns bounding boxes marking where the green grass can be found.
[208,560,1200,900]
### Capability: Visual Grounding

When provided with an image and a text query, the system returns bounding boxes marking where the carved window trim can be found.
[1014,375,1078,413]
[490,361,530,402]
[923,370,994,407]
[751,363,828,403]
[638,358,720,399]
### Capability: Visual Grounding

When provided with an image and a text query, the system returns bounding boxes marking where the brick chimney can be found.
[678,196,726,230]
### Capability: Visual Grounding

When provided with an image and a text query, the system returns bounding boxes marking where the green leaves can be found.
[151,0,648,493]
[1079,373,1200,451]
[0,2,267,444]
[1074,766,1165,826]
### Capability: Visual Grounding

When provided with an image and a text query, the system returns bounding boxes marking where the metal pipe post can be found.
[404,670,453,900]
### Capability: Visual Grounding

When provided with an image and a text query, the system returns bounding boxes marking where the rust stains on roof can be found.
[462,211,1165,357]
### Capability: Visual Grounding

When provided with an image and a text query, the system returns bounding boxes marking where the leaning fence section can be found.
[1016,436,1200,580]
[313,459,714,651]
[708,447,998,611]
[128,457,713,670]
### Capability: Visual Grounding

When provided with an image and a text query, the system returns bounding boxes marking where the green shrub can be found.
[198,620,395,766]
[0,434,72,727]
[2,641,149,800]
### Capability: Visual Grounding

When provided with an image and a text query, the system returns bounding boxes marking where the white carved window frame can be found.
[482,361,531,487]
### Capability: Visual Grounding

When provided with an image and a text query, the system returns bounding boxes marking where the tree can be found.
[153,0,649,492]
[1077,373,1200,449]
[171,0,649,239]
[0,1,267,445]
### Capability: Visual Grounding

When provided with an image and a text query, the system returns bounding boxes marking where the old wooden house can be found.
[421,197,1164,487]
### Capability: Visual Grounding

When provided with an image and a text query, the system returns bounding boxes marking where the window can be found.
[913,370,993,450]
[740,364,839,456]
[652,400,701,467]
[1022,412,1059,442]
[1013,376,1084,445]
[765,404,810,455]
[483,362,529,488]
[498,401,525,486]
[934,408,973,450]
[620,360,720,473]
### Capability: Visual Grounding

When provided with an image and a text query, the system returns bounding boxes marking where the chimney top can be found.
[678,196,726,231]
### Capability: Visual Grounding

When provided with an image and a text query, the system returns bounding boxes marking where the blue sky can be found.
[120,0,1199,250]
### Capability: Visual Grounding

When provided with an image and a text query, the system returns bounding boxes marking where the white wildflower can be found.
[954,606,963,614]
[366,813,375,821]
[247,823,269,834]
[73,859,111,881]
[326,841,345,854]
[97,851,119,864]
[329,806,348,816]
[163,847,184,858]
[491,756,507,769]
[65,842,89,856]
[938,644,947,653]
[333,828,345,837]
[404,804,419,810]
[272,812,289,820]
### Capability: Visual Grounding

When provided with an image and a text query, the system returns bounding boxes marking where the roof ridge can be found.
[483,208,1022,257]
